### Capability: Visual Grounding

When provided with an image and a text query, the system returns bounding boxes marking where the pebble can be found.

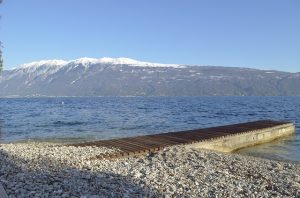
[0,142,299,197]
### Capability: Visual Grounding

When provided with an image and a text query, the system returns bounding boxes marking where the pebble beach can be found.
[0,142,299,197]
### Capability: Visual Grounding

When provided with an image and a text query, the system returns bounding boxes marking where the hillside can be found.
[1,58,300,97]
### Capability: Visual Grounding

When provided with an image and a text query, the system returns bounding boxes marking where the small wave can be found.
[52,121,85,126]
[120,125,148,130]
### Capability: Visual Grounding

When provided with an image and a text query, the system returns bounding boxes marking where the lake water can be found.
[0,97,299,163]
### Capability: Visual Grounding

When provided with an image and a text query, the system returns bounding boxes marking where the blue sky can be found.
[0,0,299,72]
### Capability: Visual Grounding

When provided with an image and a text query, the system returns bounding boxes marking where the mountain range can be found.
[0,57,300,97]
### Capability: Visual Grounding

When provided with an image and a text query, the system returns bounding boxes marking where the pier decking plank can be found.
[71,120,293,159]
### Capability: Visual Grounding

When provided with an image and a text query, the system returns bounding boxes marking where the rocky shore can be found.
[0,142,299,197]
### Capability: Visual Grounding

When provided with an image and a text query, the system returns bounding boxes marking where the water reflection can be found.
[236,134,299,163]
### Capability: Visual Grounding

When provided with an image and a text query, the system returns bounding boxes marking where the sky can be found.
[0,0,299,72]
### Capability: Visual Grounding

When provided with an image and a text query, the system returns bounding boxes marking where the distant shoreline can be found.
[1,95,300,99]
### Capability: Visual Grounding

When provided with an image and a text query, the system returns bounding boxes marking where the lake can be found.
[0,96,299,163]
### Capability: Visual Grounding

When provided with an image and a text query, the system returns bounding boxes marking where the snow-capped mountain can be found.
[1,57,300,97]
[17,57,183,70]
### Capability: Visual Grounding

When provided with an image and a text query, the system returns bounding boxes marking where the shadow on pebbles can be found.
[0,142,299,197]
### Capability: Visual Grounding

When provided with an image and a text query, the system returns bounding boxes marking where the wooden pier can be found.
[71,120,295,159]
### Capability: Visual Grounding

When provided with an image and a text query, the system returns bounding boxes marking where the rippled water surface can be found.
[0,97,299,163]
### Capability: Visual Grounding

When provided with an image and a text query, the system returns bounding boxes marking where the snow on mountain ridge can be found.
[19,60,68,69]
[95,57,183,68]
[16,57,183,69]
